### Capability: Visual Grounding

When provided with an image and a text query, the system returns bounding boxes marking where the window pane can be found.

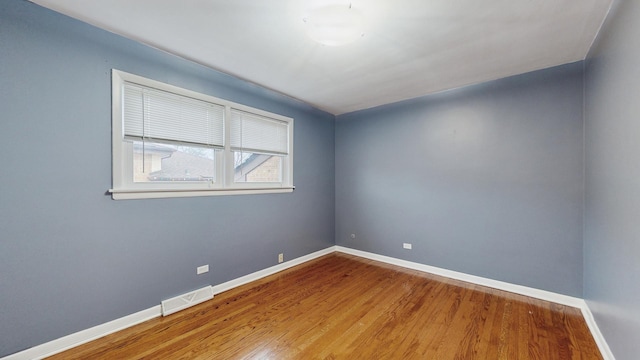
[234,151,282,183]
[133,141,216,182]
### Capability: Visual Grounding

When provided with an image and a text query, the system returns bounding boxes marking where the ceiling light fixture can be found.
[303,1,364,47]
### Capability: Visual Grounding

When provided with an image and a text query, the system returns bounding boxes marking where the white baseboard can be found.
[211,246,336,295]
[4,245,614,360]
[335,246,615,360]
[1,305,162,360]
[580,305,616,360]
[335,246,584,307]
[2,246,335,360]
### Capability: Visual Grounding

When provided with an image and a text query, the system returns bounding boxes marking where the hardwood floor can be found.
[47,253,602,359]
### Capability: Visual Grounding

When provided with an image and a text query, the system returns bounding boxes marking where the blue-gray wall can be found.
[3,0,638,358]
[336,63,585,297]
[0,1,334,356]
[584,0,640,358]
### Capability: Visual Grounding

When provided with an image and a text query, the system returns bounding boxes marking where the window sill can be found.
[109,187,295,200]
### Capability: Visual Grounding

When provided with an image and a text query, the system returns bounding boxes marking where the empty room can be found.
[1,0,638,359]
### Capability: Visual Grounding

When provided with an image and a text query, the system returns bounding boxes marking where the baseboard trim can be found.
[335,246,615,360]
[2,246,336,360]
[335,246,583,307]
[2,305,162,360]
[581,304,616,360]
[211,246,336,295]
[4,245,614,360]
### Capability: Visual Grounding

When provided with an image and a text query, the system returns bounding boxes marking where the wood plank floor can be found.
[47,253,602,359]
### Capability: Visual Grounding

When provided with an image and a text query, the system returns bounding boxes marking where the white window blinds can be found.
[230,109,289,155]
[123,83,225,148]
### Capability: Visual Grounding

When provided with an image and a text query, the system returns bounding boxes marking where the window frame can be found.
[110,70,294,200]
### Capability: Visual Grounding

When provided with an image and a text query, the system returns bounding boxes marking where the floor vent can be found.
[161,285,214,316]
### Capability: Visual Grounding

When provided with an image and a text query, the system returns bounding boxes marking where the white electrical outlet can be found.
[403,243,412,250]
[278,253,284,263]
[197,265,209,274]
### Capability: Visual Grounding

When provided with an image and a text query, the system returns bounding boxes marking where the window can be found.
[110,70,293,199]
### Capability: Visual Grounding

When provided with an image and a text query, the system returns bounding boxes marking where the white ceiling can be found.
[31,0,612,115]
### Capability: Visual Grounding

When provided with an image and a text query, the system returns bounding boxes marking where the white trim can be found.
[4,245,615,360]
[335,246,584,307]
[211,246,335,295]
[111,69,295,200]
[580,305,616,360]
[1,306,162,360]
[110,187,294,200]
[2,246,334,360]
[335,246,615,360]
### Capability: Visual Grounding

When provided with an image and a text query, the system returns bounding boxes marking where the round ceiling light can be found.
[303,2,364,46]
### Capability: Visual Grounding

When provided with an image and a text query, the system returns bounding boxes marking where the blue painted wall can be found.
[336,63,585,297]
[4,0,637,358]
[584,0,640,358]
[0,1,334,356]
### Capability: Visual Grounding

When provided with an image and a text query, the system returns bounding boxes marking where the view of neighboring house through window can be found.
[234,152,282,183]
[231,109,289,184]
[111,70,294,199]
[133,142,216,182]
